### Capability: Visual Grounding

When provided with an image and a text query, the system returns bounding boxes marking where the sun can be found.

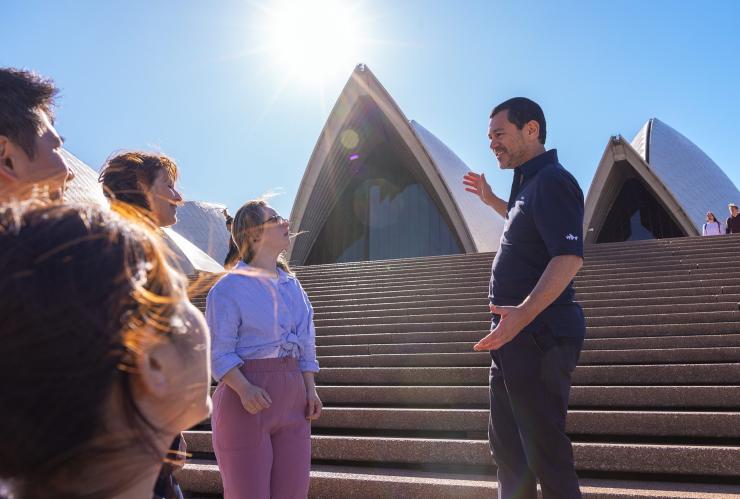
[262,0,363,85]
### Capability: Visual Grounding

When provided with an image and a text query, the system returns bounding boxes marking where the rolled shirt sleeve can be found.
[206,285,245,381]
[295,281,320,373]
[532,169,584,258]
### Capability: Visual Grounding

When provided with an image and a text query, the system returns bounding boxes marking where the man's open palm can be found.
[463,172,495,205]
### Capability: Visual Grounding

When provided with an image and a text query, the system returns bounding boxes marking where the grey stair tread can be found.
[316,334,740,355]
[316,364,740,385]
[181,461,740,498]
[317,348,740,367]
[314,385,740,408]
[310,408,740,437]
[183,432,740,476]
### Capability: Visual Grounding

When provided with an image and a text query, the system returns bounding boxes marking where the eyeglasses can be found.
[263,215,288,225]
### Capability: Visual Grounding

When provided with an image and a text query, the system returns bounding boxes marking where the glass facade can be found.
[596,177,686,243]
[305,148,462,264]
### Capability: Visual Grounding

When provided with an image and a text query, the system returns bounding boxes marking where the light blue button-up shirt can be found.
[206,261,319,381]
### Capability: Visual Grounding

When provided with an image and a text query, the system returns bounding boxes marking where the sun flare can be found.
[263,0,363,85]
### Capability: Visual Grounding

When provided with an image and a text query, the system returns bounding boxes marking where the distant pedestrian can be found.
[223,208,240,269]
[464,97,584,499]
[207,200,321,499]
[702,212,723,236]
[726,203,740,234]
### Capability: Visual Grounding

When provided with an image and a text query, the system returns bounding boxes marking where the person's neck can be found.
[249,250,280,276]
[515,145,547,168]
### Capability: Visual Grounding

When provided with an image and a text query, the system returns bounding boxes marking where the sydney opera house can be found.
[63,64,740,268]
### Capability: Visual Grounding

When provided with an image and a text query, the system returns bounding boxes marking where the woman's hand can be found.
[239,383,272,415]
[306,387,322,421]
[302,371,322,420]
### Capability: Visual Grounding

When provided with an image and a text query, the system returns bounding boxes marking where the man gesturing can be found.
[463,98,585,499]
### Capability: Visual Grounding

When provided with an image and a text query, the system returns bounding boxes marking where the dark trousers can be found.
[488,319,584,499]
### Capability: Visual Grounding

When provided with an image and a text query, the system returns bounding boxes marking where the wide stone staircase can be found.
[183,235,740,498]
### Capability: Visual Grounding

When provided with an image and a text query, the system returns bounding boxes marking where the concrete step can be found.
[306,284,490,301]
[311,408,740,438]
[316,334,740,356]
[309,295,740,319]
[313,310,740,329]
[315,329,484,346]
[316,347,740,367]
[316,364,740,386]
[300,266,740,291]
[183,432,740,477]
[302,275,740,297]
[316,385,740,409]
[576,285,740,302]
[314,324,740,347]
[181,461,740,498]
[315,319,740,338]
[312,301,737,321]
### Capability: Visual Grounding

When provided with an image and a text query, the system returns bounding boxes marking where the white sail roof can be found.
[171,201,230,265]
[584,118,740,241]
[632,118,740,231]
[288,64,504,264]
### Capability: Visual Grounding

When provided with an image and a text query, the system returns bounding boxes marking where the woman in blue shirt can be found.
[206,200,321,499]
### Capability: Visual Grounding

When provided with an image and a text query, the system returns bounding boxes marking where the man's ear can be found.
[525,120,540,142]
[133,344,170,399]
[0,136,20,183]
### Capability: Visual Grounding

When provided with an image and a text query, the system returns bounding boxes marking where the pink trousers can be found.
[211,358,311,499]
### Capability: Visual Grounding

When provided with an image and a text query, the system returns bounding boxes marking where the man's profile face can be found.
[488,111,529,170]
[0,109,73,201]
[731,206,739,217]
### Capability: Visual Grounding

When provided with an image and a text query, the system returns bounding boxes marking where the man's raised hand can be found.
[463,172,495,206]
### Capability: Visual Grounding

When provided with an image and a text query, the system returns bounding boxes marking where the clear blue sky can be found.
[4,0,740,218]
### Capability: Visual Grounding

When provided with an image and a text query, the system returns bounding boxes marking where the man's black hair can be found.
[490,97,546,144]
[0,68,58,158]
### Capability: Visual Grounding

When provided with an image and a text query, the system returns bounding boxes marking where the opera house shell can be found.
[584,118,740,243]
[287,64,505,265]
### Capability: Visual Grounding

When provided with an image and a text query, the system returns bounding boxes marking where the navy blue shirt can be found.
[489,149,585,337]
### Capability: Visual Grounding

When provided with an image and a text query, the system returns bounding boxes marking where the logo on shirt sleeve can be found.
[565,233,579,241]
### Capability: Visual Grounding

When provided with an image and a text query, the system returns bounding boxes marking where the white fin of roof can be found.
[411,121,504,252]
[172,201,230,264]
[162,227,224,274]
[61,149,108,206]
[634,118,740,231]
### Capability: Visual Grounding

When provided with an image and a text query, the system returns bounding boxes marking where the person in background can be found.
[0,67,74,202]
[223,208,240,269]
[99,152,183,228]
[464,97,585,498]
[702,211,723,236]
[207,199,321,499]
[98,151,188,499]
[0,201,211,499]
[726,203,740,234]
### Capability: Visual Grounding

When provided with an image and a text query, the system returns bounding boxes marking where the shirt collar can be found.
[517,149,558,180]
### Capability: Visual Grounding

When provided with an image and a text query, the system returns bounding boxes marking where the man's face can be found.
[147,169,183,227]
[488,111,530,169]
[0,110,74,201]
[731,206,739,217]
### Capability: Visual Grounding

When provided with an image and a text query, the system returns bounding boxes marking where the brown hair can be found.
[0,200,188,498]
[98,152,179,213]
[0,67,58,158]
[232,200,291,273]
